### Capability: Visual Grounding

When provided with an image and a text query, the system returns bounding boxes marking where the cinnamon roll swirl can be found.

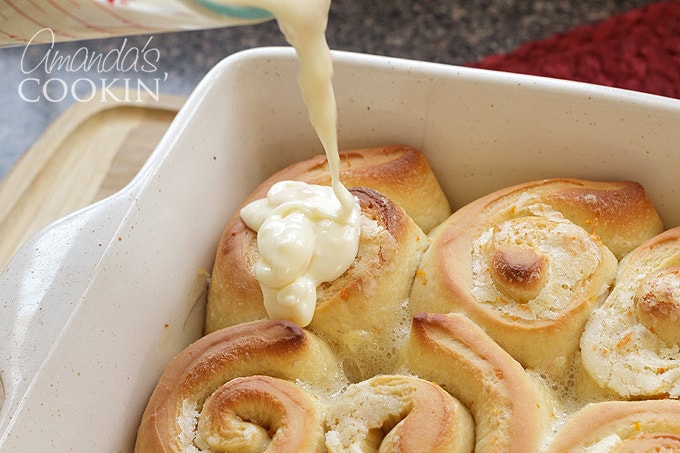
[324,375,474,453]
[410,179,662,373]
[580,226,680,399]
[134,319,345,452]
[400,312,553,453]
[546,399,680,453]
[208,187,428,381]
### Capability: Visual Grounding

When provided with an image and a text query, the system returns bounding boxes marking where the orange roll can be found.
[410,179,661,373]
[134,320,345,452]
[581,226,680,399]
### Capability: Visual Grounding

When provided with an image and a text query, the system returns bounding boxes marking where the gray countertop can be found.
[0,0,658,179]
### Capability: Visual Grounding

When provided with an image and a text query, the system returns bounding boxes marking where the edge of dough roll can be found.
[545,399,680,452]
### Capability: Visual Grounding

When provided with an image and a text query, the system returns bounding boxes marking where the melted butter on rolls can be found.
[137,0,678,445]
[207,0,365,329]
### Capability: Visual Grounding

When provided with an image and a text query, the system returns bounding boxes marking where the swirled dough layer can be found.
[193,375,325,452]
[324,375,474,453]
[581,227,680,398]
[134,320,345,452]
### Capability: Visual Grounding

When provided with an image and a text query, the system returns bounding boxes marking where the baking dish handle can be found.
[0,191,132,438]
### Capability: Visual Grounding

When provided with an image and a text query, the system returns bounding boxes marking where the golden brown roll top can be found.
[301,145,452,233]
[541,180,663,259]
[409,178,662,373]
[324,375,474,453]
[580,226,680,399]
[208,186,428,381]
[546,399,680,453]
[136,319,481,452]
[134,320,345,453]
[207,212,266,329]
[229,144,451,234]
[400,312,553,453]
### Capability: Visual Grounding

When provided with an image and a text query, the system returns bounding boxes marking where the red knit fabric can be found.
[468,1,680,98]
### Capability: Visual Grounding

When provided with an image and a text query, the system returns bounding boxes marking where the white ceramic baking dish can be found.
[1,46,679,452]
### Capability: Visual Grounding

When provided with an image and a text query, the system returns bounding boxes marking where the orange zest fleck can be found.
[416,268,428,285]
[617,331,633,349]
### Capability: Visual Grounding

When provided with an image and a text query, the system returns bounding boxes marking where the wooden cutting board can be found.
[0,89,187,270]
